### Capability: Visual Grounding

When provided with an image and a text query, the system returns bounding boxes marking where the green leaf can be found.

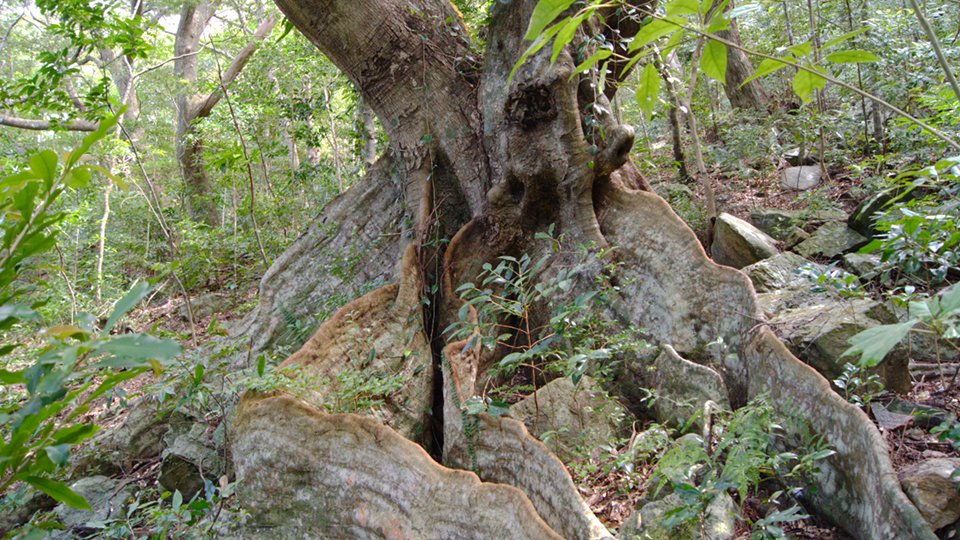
[101,282,150,334]
[825,50,879,64]
[67,108,123,170]
[551,14,587,63]
[94,334,181,365]
[940,284,960,313]
[823,27,869,49]
[29,150,58,184]
[791,68,826,103]
[44,444,71,467]
[705,14,730,33]
[52,423,98,445]
[786,41,813,58]
[572,48,612,76]
[628,17,685,53]
[665,0,699,16]
[0,369,23,384]
[742,57,789,86]
[24,477,90,510]
[63,168,91,189]
[841,320,917,368]
[636,62,661,123]
[510,21,566,82]
[700,39,727,83]
[524,0,577,40]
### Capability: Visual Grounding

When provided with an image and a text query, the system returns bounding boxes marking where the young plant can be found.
[0,111,181,510]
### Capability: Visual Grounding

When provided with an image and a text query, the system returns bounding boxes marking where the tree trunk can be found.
[718,0,769,110]
[174,5,277,225]
[230,1,939,539]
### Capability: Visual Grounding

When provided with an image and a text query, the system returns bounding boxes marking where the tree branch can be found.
[0,114,98,131]
[194,15,278,119]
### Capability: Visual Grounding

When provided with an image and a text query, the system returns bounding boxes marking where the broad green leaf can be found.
[67,108,123,169]
[705,14,730,33]
[172,490,183,513]
[29,150,58,184]
[665,0,699,16]
[42,325,89,340]
[94,334,181,365]
[572,48,612,75]
[823,27,869,49]
[63,168,92,189]
[742,57,789,86]
[551,14,587,63]
[101,281,150,334]
[700,39,727,83]
[825,50,879,64]
[629,17,684,53]
[941,284,960,313]
[0,369,22,384]
[524,0,577,40]
[841,320,917,368]
[908,300,933,321]
[24,476,90,510]
[728,3,761,18]
[44,444,71,467]
[792,68,826,103]
[52,423,98,445]
[510,21,566,82]
[786,41,813,58]
[636,62,661,122]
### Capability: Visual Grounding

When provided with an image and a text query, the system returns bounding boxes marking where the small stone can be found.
[781,166,822,191]
[712,213,779,269]
[794,222,868,259]
[898,458,960,530]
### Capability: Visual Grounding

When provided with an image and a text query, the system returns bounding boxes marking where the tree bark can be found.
[230,1,940,539]
[174,5,277,225]
[718,1,769,110]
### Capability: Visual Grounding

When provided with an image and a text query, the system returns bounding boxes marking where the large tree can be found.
[229,1,937,538]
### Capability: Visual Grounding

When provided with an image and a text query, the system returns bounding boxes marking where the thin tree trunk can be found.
[95,182,112,304]
[717,0,769,110]
[322,85,345,192]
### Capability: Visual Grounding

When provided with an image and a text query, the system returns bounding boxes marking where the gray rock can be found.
[781,166,822,190]
[179,292,231,321]
[898,458,960,530]
[73,400,188,477]
[510,376,628,462]
[750,209,801,241]
[712,213,780,269]
[159,421,226,499]
[631,492,737,540]
[848,186,918,237]
[767,297,910,393]
[653,346,730,428]
[794,222,868,259]
[54,476,131,533]
[842,252,882,277]
[743,252,819,293]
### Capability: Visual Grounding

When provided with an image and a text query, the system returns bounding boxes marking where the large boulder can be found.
[898,458,960,530]
[159,421,226,499]
[653,346,730,428]
[781,166,822,191]
[742,252,818,293]
[73,399,189,477]
[712,213,779,269]
[766,296,910,393]
[623,492,737,540]
[53,476,132,536]
[794,222,868,259]
[510,376,628,462]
